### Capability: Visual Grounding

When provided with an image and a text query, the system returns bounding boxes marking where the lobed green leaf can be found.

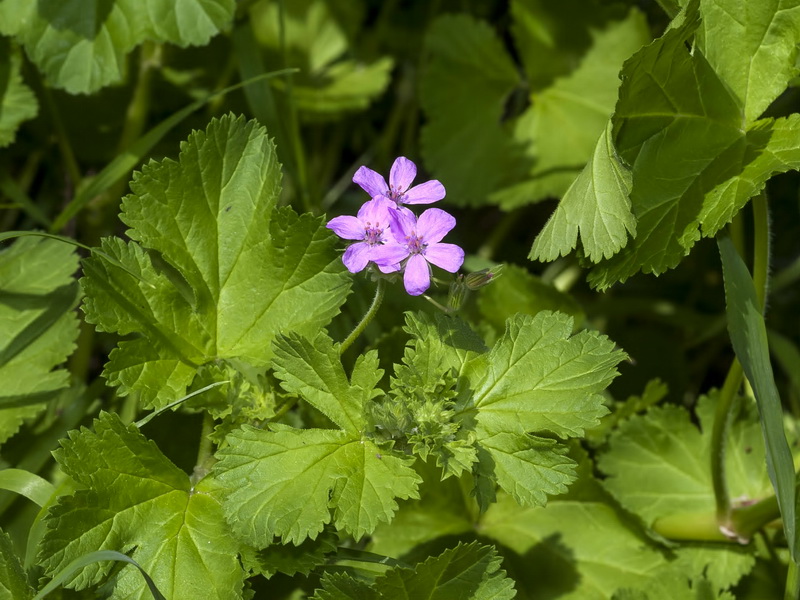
[81,114,350,409]
[39,412,243,599]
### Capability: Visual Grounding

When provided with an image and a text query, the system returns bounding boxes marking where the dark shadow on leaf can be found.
[494,534,579,600]
[38,0,116,39]
[0,282,79,368]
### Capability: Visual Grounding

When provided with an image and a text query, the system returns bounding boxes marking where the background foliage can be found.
[2,0,800,598]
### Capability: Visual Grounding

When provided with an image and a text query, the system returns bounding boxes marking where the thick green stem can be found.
[712,194,771,537]
[711,359,744,528]
[653,512,730,542]
[752,193,770,310]
[787,560,800,600]
[730,494,780,540]
[269,397,299,423]
[191,413,216,485]
[339,279,386,355]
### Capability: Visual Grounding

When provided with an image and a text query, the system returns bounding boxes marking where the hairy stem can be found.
[752,193,770,310]
[712,194,771,537]
[191,412,216,485]
[269,397,299,423]
[711,359,744,528]
[730,494,781,540]
[339,278,386,355]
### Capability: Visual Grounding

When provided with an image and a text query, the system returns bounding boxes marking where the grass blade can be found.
[0,469,54,507]
[719,235,797,560]
[0,173,51,228]
[33,549,166,600]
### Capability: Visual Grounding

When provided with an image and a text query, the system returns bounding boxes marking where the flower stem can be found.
[191,412,216,486]
[711,358,743,528]
[752,193,770,310]
[339,278,386,355]
[269,397,298,423]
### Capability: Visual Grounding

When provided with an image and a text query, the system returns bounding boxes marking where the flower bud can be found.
[447,276,467,312]
[464,265,502,290]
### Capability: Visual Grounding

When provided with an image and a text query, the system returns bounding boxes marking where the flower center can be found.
[363,221,384,246]
[387,185,406,203]
[406,233,426,255]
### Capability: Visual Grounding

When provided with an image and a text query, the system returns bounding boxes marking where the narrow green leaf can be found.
[0,469,54,507]
[768,330,800,405]
[0,175,50,229]
[0,231,156,287]
[33,550,165,600]
[718,235,797,559]
[133,380,229,428]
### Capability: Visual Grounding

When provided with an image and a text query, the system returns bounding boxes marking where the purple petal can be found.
[342,243,371,273]
[389,157,416,193]
[371,242,409,266]
[353,166,388,197]
[404,254,431,296]
[377,262,401,273]
[424,243,464,273]
[402,180,446,205]
[416,208,456,244]
[357,196,394,227]
[327,215,364,240]
[388,207,417,244]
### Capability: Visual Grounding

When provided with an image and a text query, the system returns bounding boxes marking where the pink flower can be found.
[326,197,400,273]
[353,157,446,207]
[373,208,464,296]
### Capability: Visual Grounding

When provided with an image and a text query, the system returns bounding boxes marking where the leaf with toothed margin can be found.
[81,114,350,410]
[213,331,420,546]
[37,412,244,600]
